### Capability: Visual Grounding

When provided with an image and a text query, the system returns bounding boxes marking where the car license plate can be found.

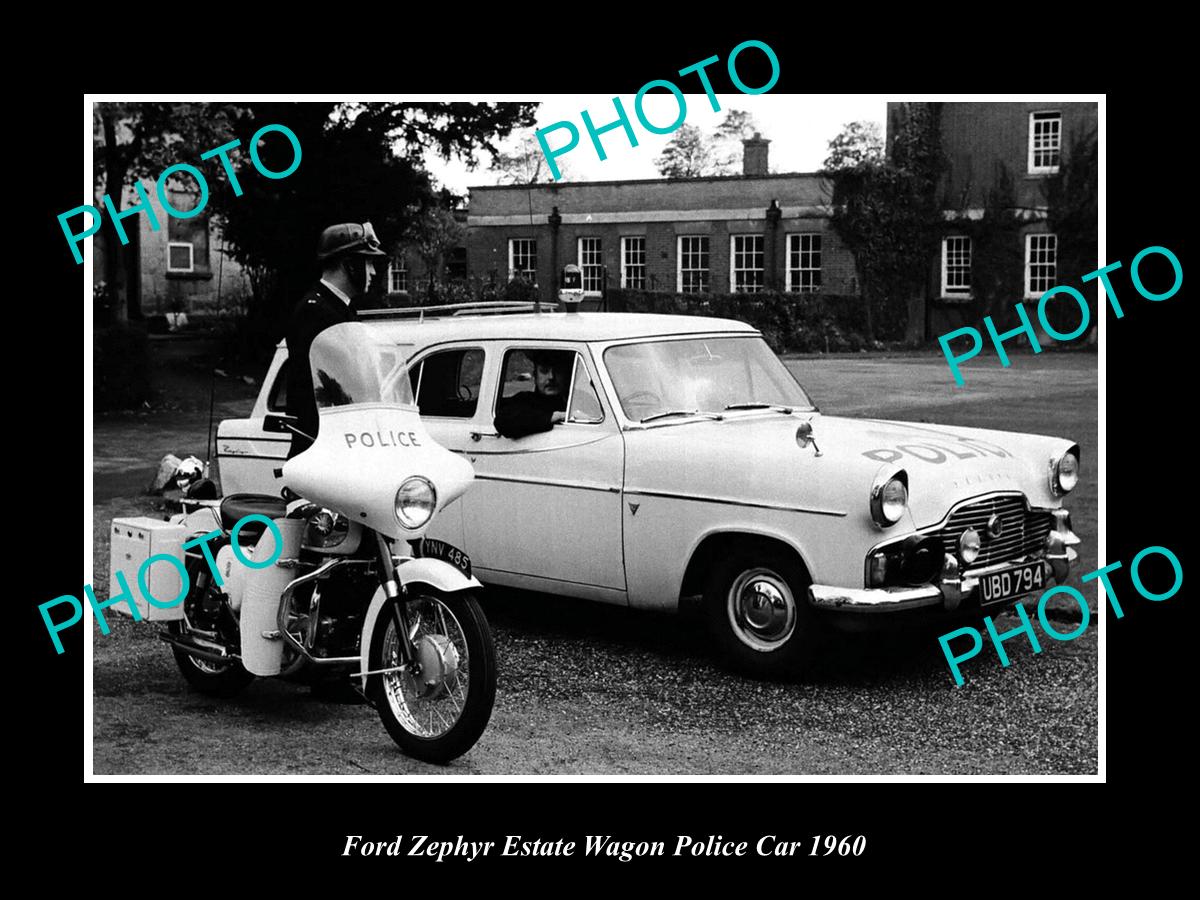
[978,561,1045,606]
[419,538,471,579]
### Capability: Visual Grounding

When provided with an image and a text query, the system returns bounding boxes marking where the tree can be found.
[207,101,536,357]
[92,102,243,321]
[824,106,945,341]
[655,124,718,178]
[1043,128,1099,340]
[406,202,466,298]
[711,110,761,173]
[822,121,884,172]
[491,133,568,184]
[655,112,762,177]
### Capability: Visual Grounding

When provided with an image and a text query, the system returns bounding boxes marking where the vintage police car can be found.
[218,304,1081,676]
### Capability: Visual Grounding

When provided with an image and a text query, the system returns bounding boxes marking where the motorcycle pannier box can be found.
[109,517,188,622]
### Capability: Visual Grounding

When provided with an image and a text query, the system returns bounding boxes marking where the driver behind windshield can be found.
[494,350,572,439]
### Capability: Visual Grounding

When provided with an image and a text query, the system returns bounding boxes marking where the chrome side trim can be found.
[474,474,621,493]
[623,488,847,518]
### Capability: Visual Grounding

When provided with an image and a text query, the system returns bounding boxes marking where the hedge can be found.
[606,289,879,353]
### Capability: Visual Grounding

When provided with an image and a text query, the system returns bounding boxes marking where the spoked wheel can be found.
[167,621,255,698]
[368,589,496,764]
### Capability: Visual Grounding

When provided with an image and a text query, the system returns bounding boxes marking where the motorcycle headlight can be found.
[394,477,437,530]
[870,470,908,527]
[1051,448,1080,495]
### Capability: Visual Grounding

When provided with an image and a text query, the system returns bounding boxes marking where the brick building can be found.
[890,101,1100,338]
[464,136,858,303]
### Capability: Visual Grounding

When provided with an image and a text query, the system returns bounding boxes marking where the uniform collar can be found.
[319,278,354,308]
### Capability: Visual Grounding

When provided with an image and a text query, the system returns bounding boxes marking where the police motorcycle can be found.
[163,321,495,763]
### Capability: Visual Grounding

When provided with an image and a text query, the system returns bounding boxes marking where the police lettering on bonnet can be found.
[284,221,388,458]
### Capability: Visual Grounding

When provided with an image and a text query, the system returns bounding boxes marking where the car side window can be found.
[410,348,484,418]
[267,359,288,412]
[567,355,604,424]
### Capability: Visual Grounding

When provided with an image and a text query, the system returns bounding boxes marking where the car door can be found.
[405,342,488,552]
[461,344,627,601]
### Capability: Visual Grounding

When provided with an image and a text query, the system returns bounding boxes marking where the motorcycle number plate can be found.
[419,538,472,579]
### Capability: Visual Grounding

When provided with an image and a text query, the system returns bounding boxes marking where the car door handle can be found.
[470,431,499,442]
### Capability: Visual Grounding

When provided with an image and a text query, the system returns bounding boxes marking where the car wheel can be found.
[704,548,822,678]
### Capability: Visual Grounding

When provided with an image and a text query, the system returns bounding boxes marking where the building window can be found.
[621,236,646,289]
[165,185,209,274]
[941,236,972,297]
[388,257,408,293]
[677,235,709,293]
[167,242,194,273]
[786,233,822,293]
[578,237,603,293]
[1025,233,1058,298]
[1028,111,1062,174]
[508,238,537,282]
[730,234,764,293]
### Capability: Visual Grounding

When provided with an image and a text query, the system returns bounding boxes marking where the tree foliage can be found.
[491,133,568,184]
[822,121,884,172]
[655,111,762,177]
[823,105,946,341]
[204,101,535,356]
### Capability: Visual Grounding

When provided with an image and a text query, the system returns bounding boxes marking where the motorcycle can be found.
[159,321,495,764]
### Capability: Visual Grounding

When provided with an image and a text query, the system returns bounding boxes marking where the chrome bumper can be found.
[809,515,1080,614]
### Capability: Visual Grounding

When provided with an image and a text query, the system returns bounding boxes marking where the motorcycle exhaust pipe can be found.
[159,631,236,664]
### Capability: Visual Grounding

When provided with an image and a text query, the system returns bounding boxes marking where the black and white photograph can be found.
[78,92,1106,777]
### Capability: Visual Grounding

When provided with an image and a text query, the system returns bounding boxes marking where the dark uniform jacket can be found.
[285,282,356,458]
[494,391,565,439]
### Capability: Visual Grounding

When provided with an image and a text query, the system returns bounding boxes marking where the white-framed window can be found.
[677,235,709,293]
[729,234,764,293]
[508,238,537,282]
[621,236,646,289]
[387,257,408,293]
[578,237,603,294]
[786,233,822,293]
[167,241,194,273]
[1028,111,1062,174]
[941,235,972,297]
[1025,233,1058,298]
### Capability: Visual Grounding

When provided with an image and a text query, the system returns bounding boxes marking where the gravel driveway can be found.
[90,350,1097,775]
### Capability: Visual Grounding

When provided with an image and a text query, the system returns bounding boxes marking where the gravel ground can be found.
[90,349,1097,775]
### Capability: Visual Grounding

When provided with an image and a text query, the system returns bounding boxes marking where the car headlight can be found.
[1050,447,1080,495]
[870,469,908,527]
[394,477,437,530]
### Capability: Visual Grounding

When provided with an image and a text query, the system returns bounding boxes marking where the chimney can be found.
[743,132,770,176]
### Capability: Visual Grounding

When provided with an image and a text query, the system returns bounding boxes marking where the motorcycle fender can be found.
[358,561,483,690]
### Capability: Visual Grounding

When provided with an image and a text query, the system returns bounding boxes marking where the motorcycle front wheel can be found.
[368,589,496,764]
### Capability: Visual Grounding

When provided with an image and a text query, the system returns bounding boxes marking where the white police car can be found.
[218,303,1081,676]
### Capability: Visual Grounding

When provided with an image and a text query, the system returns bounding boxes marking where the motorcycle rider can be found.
[285,222,388,459]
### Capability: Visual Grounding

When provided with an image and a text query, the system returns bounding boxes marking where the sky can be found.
[422,94,888,196]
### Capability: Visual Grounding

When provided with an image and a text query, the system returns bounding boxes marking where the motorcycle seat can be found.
[219,493,288,539]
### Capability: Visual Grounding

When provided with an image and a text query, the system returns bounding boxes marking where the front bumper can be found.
[808,516,1080,614]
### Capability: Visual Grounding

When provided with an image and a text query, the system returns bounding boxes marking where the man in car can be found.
[494,350,571,439]
[285,222,388,458]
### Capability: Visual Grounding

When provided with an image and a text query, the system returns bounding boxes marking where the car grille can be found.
[936,495,1055,568]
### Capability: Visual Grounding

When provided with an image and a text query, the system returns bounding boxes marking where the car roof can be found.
[276,312,759,349]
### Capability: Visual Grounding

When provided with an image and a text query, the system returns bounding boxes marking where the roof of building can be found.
[468,171,824,192]
[362,311,760,345]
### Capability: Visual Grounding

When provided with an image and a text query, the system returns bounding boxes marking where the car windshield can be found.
[309,322,416,410]
[604,336,815,421]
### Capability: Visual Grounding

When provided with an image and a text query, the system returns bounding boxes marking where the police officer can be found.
[494,350,571,439]
[285,222,388,458]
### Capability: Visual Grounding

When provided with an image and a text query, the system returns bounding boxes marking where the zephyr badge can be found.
[986,513,1004,539]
